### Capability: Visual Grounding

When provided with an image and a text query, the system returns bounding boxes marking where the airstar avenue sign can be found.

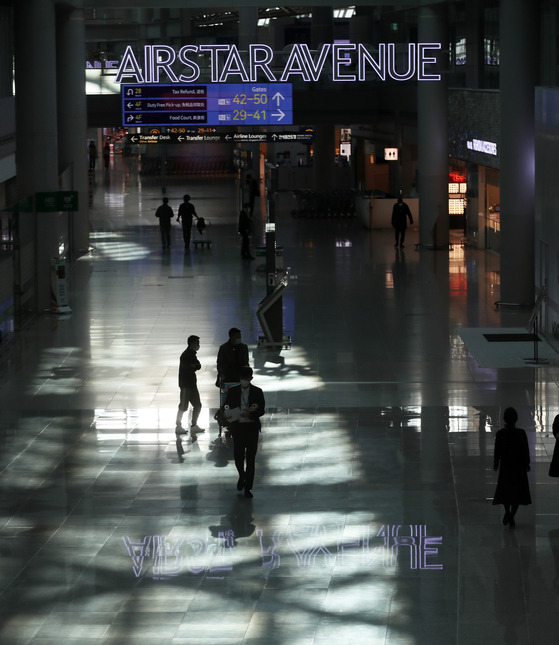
[114,42,442,85]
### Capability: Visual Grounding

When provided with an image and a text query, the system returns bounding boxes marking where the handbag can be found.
[549,439,559,477]
[214,407,230,428]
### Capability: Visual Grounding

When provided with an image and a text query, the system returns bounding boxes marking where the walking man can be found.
[224,367,265,498]
[155,197,174,248]
[216,327,250,389]
[176,335,205,436]
[391,195,413,248]
[177,194,197,249]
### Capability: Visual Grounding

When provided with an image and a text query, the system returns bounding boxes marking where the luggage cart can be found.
[192,216,212,248]
[213,377,239,440]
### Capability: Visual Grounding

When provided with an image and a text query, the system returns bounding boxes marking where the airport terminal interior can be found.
[1,158,559,645]
[3,1,559,644]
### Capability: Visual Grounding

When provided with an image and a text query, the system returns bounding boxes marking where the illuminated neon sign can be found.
[114,42,442,85]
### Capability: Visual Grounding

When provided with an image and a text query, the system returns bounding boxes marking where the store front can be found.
[448,88,500,250]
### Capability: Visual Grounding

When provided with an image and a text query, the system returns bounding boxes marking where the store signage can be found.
[449,171,467,183]
[466,138,497,156]
[114,42,442,85]
[122,83,292,126]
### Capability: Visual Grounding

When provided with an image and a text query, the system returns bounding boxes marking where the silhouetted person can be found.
[493,407,532,528]
[238,203,253,259]
[216,327,250,390]
[155,197,173,248]
[224,366,265,498]
[177,194,197,249]
[103,143,110,170]
[244,174,260,214]
[175,335,204,436]
[391,195,413,248]
[88,141,97,170]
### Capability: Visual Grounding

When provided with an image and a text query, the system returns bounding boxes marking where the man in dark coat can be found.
[238,203,254,259]
[391,196,413,248]
[224,366,265,498]
[155,197,174,248]
[216,327,250,388]
[244,174,260,214]
[176,335,204,436]
[177,194,197,249]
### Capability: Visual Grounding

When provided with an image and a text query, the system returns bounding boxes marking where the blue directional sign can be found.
[122,83,293,127]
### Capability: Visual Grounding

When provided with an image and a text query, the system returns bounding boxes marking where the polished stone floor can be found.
[1,156,559,644]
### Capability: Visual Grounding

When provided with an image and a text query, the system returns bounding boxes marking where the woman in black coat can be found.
[549,414,559,477]
[492,407,532,528]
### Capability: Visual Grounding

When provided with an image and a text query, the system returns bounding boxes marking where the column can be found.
[238,7,258,52]
[499,0,537,305]
[311,7,336,192]
[15,0,59,313]
[238,8,260,192]
[464,0,484,89]
[0,6,12,98]
[57,0,89,257]
[418,5,448,249]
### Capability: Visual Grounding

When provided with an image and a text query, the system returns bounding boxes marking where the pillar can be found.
[15,0,59,313]
[464,0,484,89]
[0,6,12,98]
[57,0,89,257]
[499,0,537,305]
[311,7,336,192]
[239,7,258,52]
[418,5,448,249]
[238,8,260,192]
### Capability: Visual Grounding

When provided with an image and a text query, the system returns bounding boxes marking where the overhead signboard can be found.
[35,191,79,212]
[122,83,292,127]
[125,129,314,145]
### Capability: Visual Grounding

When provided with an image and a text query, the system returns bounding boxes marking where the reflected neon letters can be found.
[122,524,443,580]
[115,43,442,85]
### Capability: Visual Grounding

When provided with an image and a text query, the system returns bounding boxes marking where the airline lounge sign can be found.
[114,43,442,85]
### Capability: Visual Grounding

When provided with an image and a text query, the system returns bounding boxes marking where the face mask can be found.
[234,338,242,345]
[240,379,250,388]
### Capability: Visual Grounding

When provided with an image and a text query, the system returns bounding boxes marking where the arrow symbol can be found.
[272,92,285,106]
[126,89,134,96]
[272,109,285,122]
[126,115,135,122]
[131,136,138,143]
[127,102,134,109]
[272,134,278,140]
[225,135,232,141]
[178,136,184,142]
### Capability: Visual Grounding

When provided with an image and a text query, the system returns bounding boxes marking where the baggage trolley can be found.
[192,216,212,248]
[213,377,239,440]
